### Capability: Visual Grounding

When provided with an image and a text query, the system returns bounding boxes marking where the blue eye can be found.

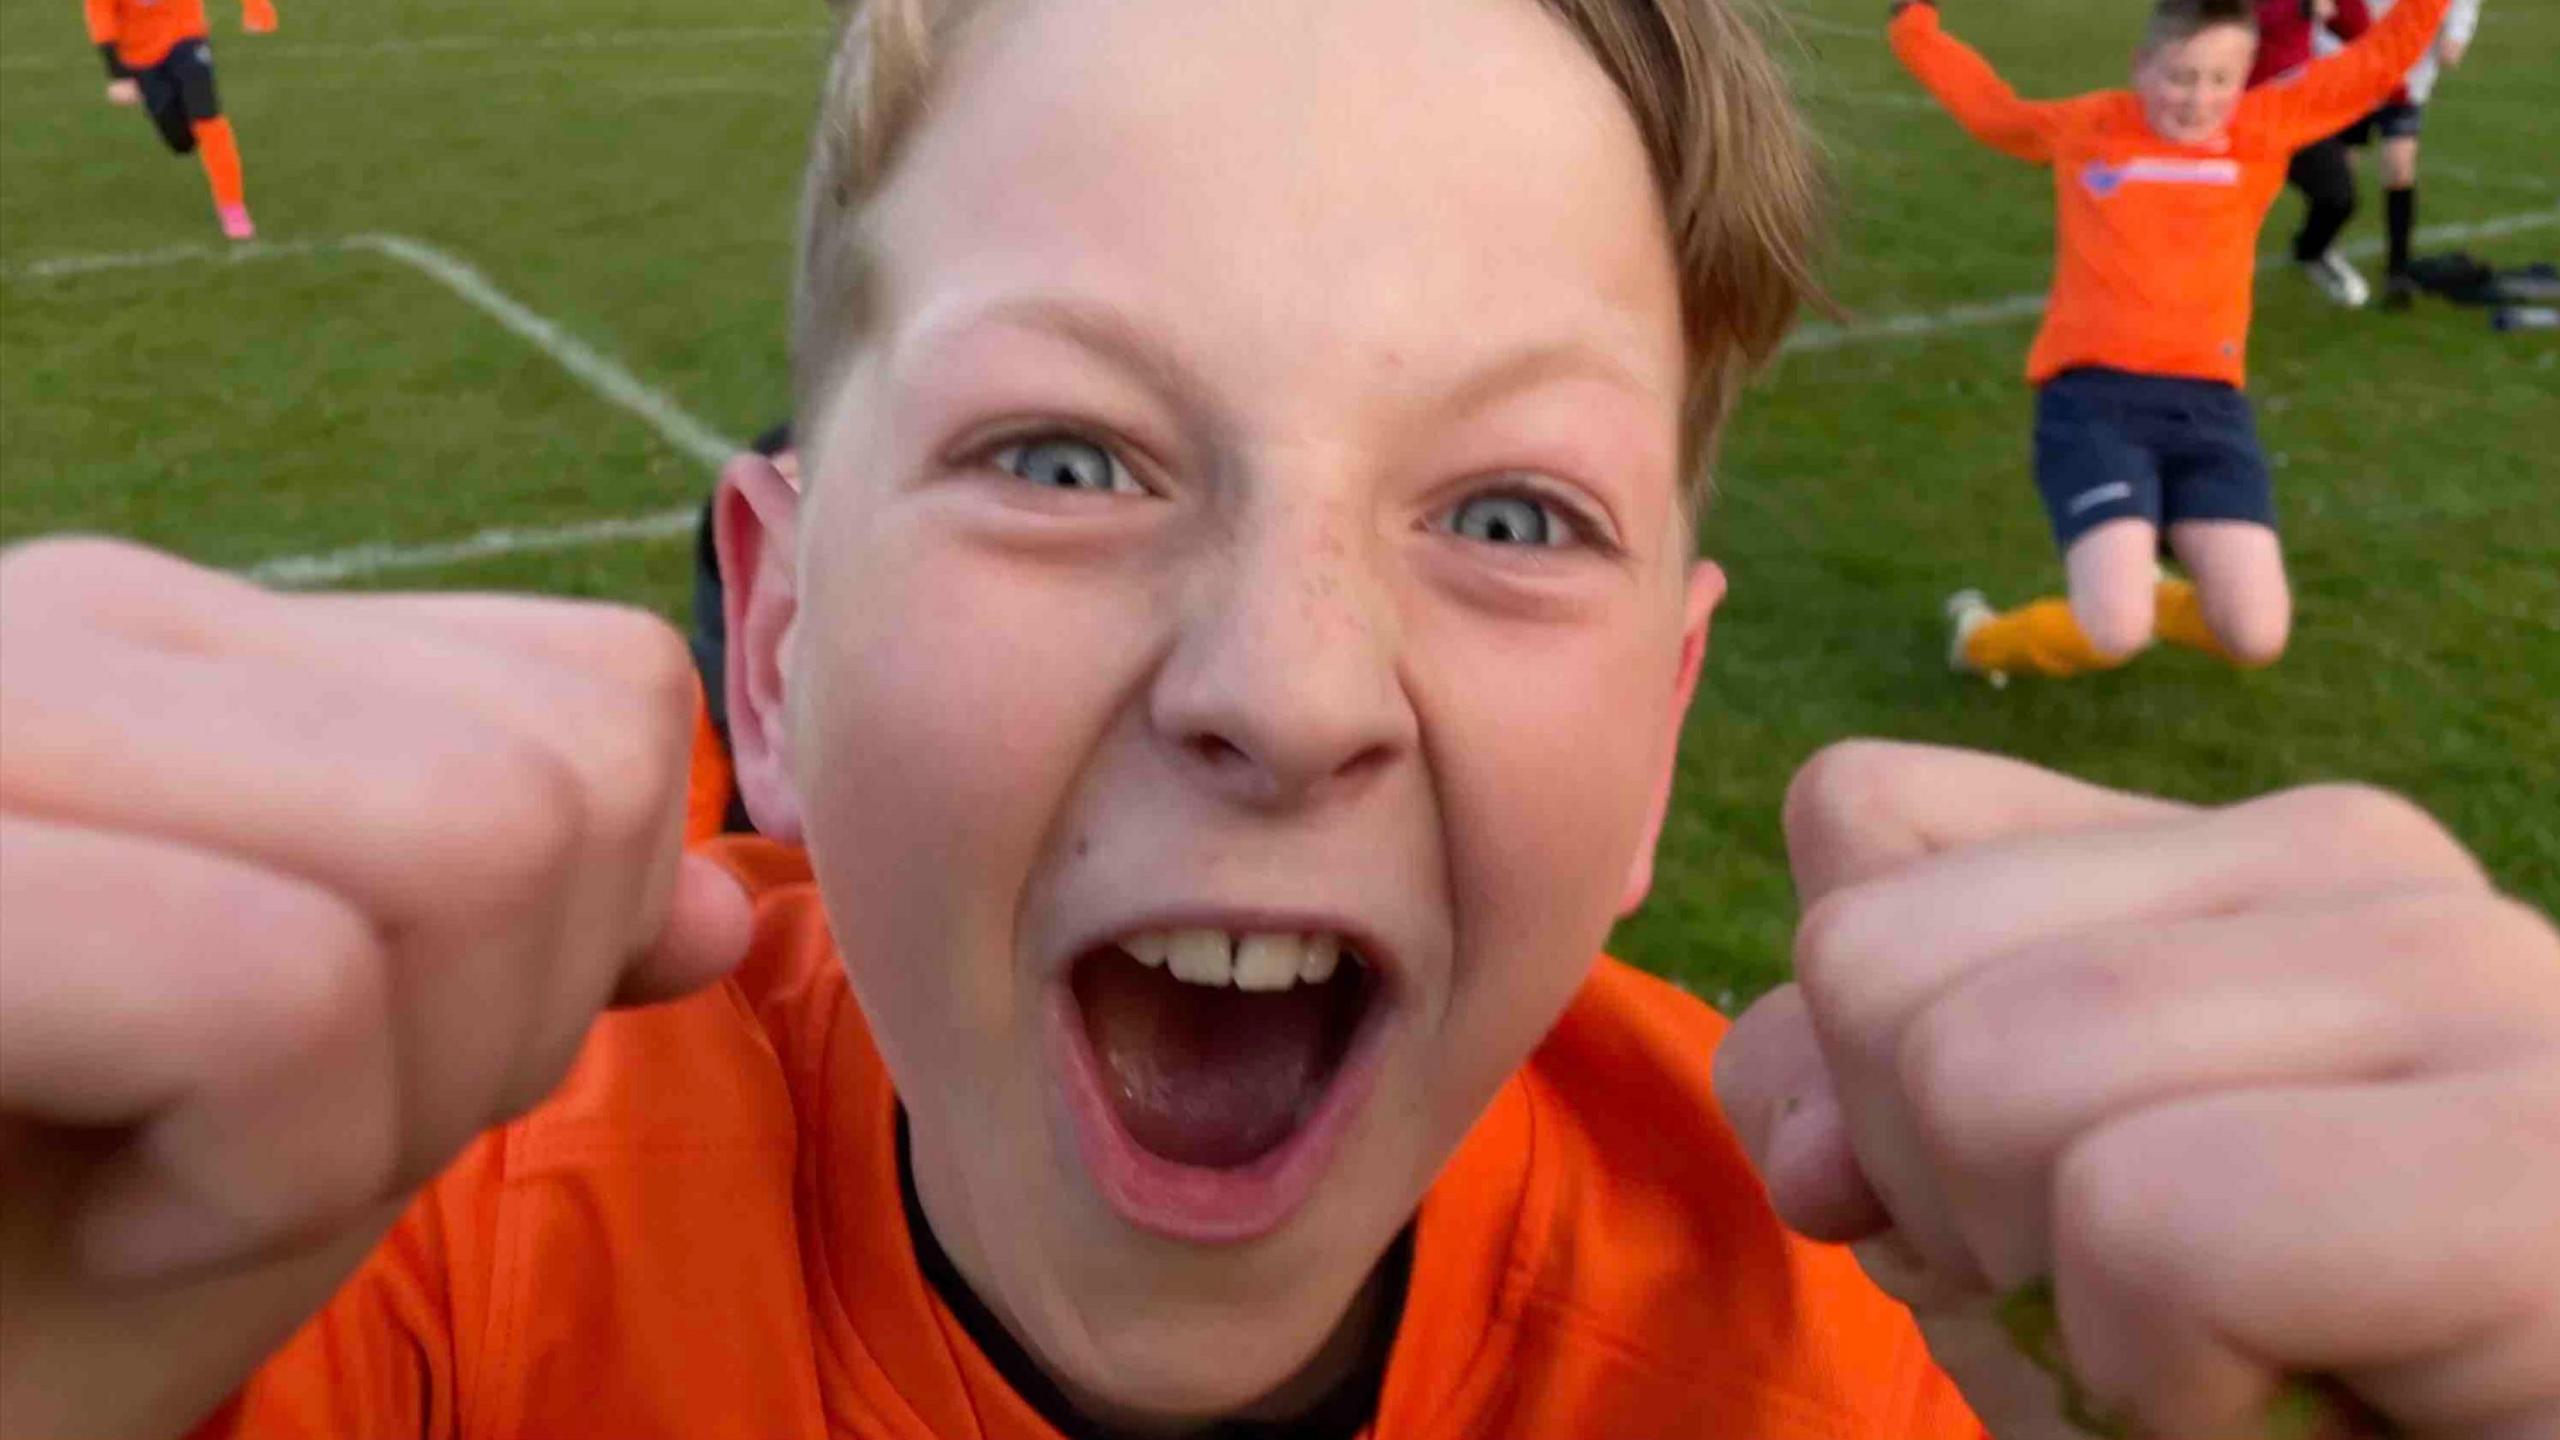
[993,436,1141,495]
[1446,491,1569,548]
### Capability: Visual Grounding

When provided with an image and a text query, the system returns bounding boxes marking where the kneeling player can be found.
[1891,0,2452,680]
[86,0,276,240]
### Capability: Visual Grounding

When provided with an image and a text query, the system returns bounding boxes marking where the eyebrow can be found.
[910,293,1667,424]
[910,294,1212,419]
[1431,338,1667,423]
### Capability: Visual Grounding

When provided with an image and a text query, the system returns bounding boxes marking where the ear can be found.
[1617,560,1725,917]
[714,449,807,844]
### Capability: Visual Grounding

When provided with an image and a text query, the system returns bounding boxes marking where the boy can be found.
[1894,0,2452,681]
[2252,0,2375,307]
[85,0,276,240]
[2323,0,2486,308]
[4,4,2557,1440]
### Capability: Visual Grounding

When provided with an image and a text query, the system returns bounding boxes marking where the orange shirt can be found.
[1890,0,2450,388]
[186,834,1986,1439]
[85,0,205,69]
[684,685,740,842]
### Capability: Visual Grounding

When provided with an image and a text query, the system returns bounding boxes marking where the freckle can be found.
[1074,833,1092,859]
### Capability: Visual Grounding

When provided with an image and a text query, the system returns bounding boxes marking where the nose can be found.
[1149,484,1417,811]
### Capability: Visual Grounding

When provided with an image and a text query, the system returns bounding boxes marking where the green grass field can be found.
[3,0,2553,1004]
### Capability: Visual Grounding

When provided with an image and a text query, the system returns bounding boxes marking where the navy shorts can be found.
[2032,367,2276,549]
[2338,100,2424,147]
[135,37,220,155]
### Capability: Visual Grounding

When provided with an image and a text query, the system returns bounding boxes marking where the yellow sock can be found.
[1962,597,2133,678]
[2152,577,2234,661]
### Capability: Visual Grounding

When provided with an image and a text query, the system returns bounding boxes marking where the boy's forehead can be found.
[2151,23,2258,62]
[857,0,1685,412]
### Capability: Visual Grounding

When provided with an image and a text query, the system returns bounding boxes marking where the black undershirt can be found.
[895,1114,1412,1440]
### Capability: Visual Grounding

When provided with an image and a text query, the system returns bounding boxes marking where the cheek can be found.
[1405,603,1680,1106]
[791,514,1160,1058]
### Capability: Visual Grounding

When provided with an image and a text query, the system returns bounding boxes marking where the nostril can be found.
[1187,733,1249,769]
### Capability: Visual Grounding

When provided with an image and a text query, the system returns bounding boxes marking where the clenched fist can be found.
[1719,741,2560,1438]
[0,540,750,1437]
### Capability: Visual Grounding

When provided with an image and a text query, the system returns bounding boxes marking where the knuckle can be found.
[242,893,384,1054]
[1897,992,2025,1176]
[2051,1123,2197,1309]
[2472,894,2560,968]
[1790,885,1907,1048]
[0,536,159,616]
[580,603,697,716]
[2271,783,2483,888]
[1784,740,1912,847]
[401,734,587,908]
[564,608,698,834]
[1790,888,1869,1009]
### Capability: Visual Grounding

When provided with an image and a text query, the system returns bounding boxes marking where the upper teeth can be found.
[1122,929,1347,991]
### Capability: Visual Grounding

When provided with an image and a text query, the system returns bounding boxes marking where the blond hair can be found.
[2146,0,2258,51]
[792,0,1825,513]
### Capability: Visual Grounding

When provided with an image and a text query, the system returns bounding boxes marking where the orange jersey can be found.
[684,682,739,842]
[187,834,1985,1439]
[84,0,264,68]
[1890,0,2451,388]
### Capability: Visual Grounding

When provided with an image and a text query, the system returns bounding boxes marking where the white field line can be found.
[356,233,736,469]
[2432,163,2560,199]
[0,25,825,72]
[1806,89,1938,110]
[246,507,698,587]
[10,206,2551,583]
[1784,204,2560,353]
[4,232,736,585]
[5,233,736,469]
[1779,13,1871,38]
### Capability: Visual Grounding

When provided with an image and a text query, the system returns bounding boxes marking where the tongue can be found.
[1076,953,1343,1169]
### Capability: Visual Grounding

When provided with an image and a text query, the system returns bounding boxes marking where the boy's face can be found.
[743,0,1714,1422]
[2135,22,2258,143]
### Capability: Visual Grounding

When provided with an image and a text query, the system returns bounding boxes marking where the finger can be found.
[276,594,709,1099]
[158,590,709,1054]
[1,638,606,1175]
[0,816,383,1127]
[1782,740,2188,908]
[1795,785,2488,1282]
[7,588,700,1114]
[0,817,399,1277]
[1713,984,1886,1240]
[2054,1071,2560,1439]
[1898,889,2560,1287]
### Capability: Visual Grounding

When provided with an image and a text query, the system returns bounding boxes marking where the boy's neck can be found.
[895,1112,1413,1439]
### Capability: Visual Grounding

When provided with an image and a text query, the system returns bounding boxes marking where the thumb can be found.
[614,853,753,1007]
[1714,983,1887,1242]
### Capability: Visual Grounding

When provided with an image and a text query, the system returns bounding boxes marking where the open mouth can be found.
[1052,926,1391,1241]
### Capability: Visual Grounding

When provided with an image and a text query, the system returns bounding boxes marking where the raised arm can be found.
[2245,0,2453,146]
[1887,2,2070,166]
[2439,0,2480,64]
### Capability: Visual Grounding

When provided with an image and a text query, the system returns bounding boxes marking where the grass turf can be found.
[3,0,2553,1006]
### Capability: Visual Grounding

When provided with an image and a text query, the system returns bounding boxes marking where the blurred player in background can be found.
[1889,0,2452,683]
[2254,0,2375,307]
[86,0,277,240]
[2321,0,2483,308]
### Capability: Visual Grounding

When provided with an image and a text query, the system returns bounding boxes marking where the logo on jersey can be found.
[2080,157,2242,198]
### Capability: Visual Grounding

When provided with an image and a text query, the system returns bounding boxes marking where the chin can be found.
[1063,1308,1350,1428]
